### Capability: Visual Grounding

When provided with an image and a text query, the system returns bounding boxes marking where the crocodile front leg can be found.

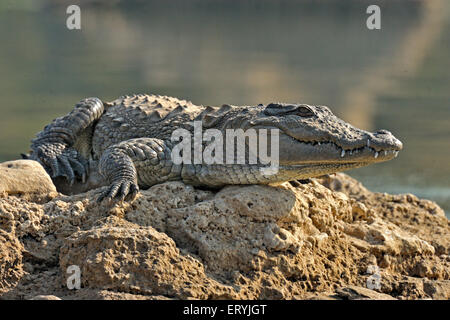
[97,138,181,202]
[30,97,105,184]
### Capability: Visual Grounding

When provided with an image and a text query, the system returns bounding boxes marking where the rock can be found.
[0,229,24,292]
[391,277,426,299]
[335,286,396,300]
[423,280,450,300]
[0,173,448,300]
[343,218,435,257]
[59,217,238,299]
[30,295,61,300]
[318,173,449,255]
[0,160,56,196]
[302,292,339,300]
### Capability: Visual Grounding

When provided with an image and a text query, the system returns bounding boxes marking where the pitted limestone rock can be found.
[0,173,448,299]
[0,160,56,195]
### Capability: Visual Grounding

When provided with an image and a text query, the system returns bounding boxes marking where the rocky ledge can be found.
[0,160,449,300]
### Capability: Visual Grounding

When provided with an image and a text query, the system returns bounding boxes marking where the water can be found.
[0,0,448,216]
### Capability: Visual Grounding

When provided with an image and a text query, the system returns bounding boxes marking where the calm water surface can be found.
[0,0,449,216]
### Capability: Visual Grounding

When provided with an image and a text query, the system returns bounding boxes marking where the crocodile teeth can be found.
[394,151,399,157]
[374,151,379,159]
[384,150,387,156]
[341,150,345,158]
[367,139,370,147]
[317,142,321,145]
[349,150,353,155]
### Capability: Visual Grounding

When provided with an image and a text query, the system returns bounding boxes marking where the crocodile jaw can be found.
[276,161,372,180]
[276,132,402,165]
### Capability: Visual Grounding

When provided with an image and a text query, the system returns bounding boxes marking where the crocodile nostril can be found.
[376,129,391,135]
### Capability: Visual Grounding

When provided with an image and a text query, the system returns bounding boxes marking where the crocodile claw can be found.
[58,156,75,185]
[97,180,139,203]
[68,157,88,183]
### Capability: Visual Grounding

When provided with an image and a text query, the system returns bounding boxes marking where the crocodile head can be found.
[241,102,403,177]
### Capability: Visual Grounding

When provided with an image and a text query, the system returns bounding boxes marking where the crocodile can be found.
[28,94,403,201]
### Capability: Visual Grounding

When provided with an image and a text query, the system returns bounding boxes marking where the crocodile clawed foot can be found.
[32,144,88,185]
[97,180,139,203]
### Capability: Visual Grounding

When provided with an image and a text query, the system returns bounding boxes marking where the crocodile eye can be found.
[264,103,315,117]
[293,105,315,117]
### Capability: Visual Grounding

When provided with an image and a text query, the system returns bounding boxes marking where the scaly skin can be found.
[29,94,403,202]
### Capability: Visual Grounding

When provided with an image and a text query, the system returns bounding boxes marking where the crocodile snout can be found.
[369,129,403,151]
